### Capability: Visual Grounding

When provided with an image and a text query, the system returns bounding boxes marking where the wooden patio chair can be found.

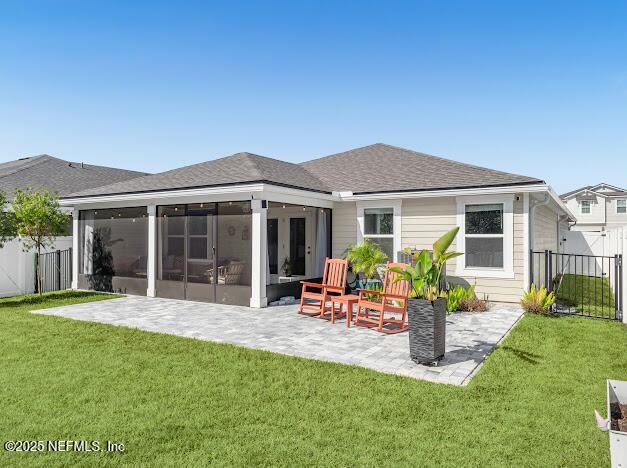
[298,258,348,317]
[354,262,410,334]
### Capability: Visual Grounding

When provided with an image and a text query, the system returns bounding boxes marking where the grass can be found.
[0,291,625,467]
[555,273,616,316]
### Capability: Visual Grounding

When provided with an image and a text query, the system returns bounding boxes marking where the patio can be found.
[34,296,523,386]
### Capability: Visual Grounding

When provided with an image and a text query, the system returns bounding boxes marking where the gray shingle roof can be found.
[0,155,147,200]
[66,152,331,198]
[561,183,627,199]
[301,143,543,194]
[64,144,544,199]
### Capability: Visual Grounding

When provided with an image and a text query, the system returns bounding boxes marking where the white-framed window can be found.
[617,199,626,214]
[456,195,514,278]
[580,200,591,214]
[356,200,401,262]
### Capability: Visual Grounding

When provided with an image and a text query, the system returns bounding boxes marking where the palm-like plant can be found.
[346,239,388,283]
[521,284,556,314]
[389,227,463,300]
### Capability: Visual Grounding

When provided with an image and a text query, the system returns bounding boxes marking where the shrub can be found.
[346,240,388,283]
[445,285,475,313]
[458,297,489,312]
[521,284,556,315]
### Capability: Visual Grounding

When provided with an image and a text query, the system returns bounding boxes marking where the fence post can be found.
[34,253,39,293]
[619,254,624,322]
[548,250,553,292]
[529,249,534,289]
[56,250,61,291]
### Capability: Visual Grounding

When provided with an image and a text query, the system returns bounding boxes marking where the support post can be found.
[71,208,79,290]
[56,249,61,291]
[147,204,157,297]
[250,199,268,308]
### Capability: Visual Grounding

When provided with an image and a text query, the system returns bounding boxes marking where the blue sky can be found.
[1,1,625,194]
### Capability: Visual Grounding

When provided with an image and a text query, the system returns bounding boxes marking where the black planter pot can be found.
[407,297,446,365]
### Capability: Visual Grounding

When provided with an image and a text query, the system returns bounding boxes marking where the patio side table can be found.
[329,294,360,327]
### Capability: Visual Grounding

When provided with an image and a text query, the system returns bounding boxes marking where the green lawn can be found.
[0,291,625,467]
[556,273,616,316]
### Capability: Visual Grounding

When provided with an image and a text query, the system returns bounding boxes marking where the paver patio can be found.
[34,296,523,385]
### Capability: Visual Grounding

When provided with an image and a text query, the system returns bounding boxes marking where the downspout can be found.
[529,192,551,252]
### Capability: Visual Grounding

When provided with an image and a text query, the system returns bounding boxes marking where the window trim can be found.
[456,195,514,279]
[356,200,402,262]
[616,199,626,215]
[580,200,591,215]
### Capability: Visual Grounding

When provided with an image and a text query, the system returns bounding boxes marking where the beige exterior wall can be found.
[401,195,526,303]
[533,205,558,252]
[331,194,529,303]
[331,201,357,258]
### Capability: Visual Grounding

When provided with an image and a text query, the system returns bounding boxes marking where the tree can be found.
[0,190,16,248]
[11,189,68,294]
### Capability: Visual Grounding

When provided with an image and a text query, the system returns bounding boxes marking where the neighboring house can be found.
[60,143,574,307]
[0,154,147,297]
[560,183,627,232]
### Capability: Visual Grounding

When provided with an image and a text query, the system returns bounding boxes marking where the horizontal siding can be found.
[533,205,558,252]
[332,201,357,258]
[402,195,526,303]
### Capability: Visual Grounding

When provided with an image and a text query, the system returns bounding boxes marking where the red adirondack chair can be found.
[298,258,348,317]
[354,262,410,334]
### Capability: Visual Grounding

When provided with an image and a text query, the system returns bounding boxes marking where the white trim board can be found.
[356,199,402,262]
[455,194,515,279]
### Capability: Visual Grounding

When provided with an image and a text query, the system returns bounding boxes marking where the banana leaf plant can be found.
[388,227,463,300]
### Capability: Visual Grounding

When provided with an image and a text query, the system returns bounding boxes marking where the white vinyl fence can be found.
[562,228,627,323]
[0,237,72,297]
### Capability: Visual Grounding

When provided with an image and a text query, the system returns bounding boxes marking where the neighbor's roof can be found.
[64,144,545,199]
[0,155,148,200]
[561,183,627,199]
[300,144,543,194]
[65,152,331,198]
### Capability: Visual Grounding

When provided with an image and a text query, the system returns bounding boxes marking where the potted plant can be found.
[281,257,292,277]
[388,227,462,365]
[345,240,388,290]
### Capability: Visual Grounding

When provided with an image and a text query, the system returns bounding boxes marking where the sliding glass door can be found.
[156,201,251,305]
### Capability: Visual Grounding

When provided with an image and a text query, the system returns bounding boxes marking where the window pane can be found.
[465,204,503,234]
[581,200,591,214]
[364,208,393,235]
[158,205,185,282]
[188,237,208,259]
[267,219,278,275]
[79,207,149,285]
[366,237,393,261]
[618,200,626,214]
[216,202,252,286]
[466,237,504,268]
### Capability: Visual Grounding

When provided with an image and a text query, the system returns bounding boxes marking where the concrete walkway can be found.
[34,296,523,386]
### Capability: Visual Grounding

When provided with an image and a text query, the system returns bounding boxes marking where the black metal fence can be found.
[35,248,72,293]
[530,250,623,320]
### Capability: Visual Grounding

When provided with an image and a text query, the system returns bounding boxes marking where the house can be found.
[560,183,627,232]
[0,154,147,297]
[59,143,574,307]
